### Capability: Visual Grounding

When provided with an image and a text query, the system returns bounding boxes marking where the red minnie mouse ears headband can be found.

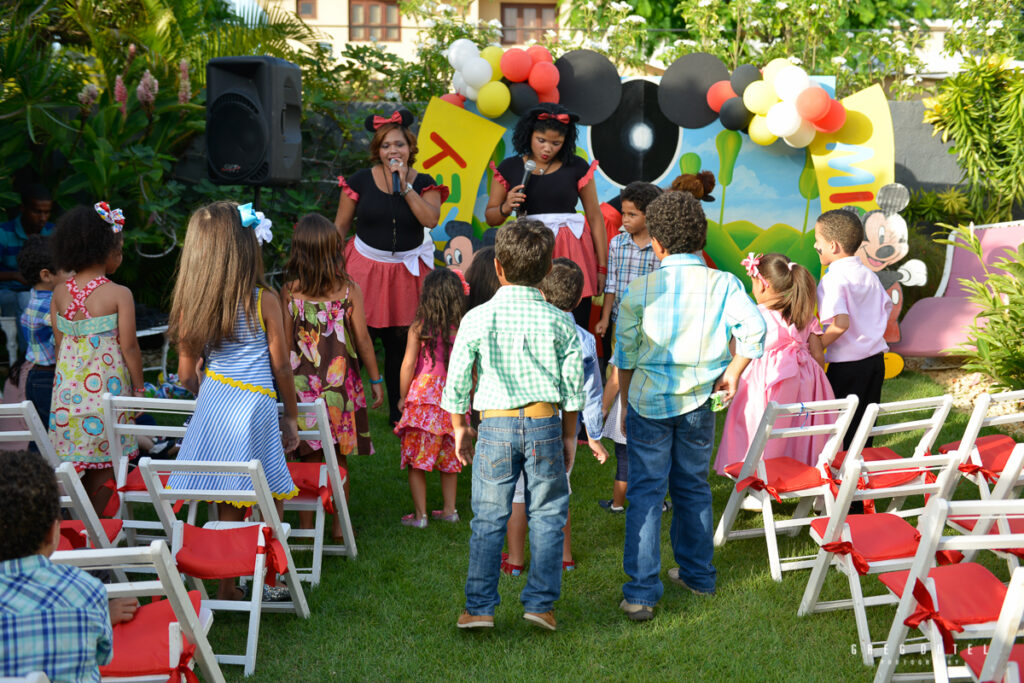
[527,106,579,125]
[364,109,414,132]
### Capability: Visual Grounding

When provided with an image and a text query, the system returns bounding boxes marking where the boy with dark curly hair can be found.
[0,450,113,681]
[17,235,62,428]
[614,191,765,622]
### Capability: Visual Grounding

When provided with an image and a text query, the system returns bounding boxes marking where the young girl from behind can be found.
[281,213,384,537]
[715,252,835,474]
[50,203,143,516]
[395,268,467,527]
[167,201,299,600]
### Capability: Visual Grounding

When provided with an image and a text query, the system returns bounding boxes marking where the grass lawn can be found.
[206,369,1010,682]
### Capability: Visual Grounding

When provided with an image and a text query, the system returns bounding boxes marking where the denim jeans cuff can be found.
[622,596,657,608]
[464,605,496,616]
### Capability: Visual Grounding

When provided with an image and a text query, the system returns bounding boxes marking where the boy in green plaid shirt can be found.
[441,218,584,632]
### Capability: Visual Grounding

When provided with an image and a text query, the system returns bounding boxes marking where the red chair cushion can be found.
[831,447,922,488]
[121,468,170,492]
[878,563,1007,625]
[948,515,1024,558]
[940,434,1017,472]
[724,457,826,493]
[286,462,347,497]
[100,591,201,677]
[959,642,1024,678]
[831,446,901,470]
[811,513,921,562]
[60,519,123,548]
[174,523,260,580]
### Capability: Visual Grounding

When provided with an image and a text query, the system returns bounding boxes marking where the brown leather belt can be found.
[481,402,558,420]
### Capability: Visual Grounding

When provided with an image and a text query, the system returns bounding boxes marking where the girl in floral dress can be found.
[282,213,383,534]
[394,268,467,528]
[49,203,143,516]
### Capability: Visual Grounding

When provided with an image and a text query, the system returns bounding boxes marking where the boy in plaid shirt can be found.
[17,235,61,428]
[442,218,584,632]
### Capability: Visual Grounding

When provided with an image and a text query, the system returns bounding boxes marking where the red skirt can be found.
[554,222,598,298]
[344,240,430,329]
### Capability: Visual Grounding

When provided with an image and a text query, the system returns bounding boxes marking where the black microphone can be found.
[390,158,402,195]
[516,159,537,217]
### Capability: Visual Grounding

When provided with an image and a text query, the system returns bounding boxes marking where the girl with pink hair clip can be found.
[713,252,835,475]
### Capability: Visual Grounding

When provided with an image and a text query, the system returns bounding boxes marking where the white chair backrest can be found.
[844,395,954,462]
[100,393,196,493]
[54,462,114,550]
[0,401,58,467]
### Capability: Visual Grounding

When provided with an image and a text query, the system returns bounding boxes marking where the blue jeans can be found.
[465,414,568,615]
[24,365,54,430]
[623,402,716,606]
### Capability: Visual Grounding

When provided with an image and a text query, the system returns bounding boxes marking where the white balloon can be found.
[774,64,812,102]
[765,101,802,138]
[452,72,467,96]
[447,39,478,70]
[461,57,493,89]
[464,85,479,101]
[783,119,816,148]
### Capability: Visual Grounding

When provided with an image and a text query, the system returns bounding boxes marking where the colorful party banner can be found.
[419,97,506,230]
[809,84,895,213]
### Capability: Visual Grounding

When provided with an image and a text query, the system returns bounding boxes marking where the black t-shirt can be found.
[495,155,594,215]
[344,168,438,252]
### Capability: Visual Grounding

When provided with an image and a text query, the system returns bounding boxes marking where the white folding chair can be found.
[283,399,357,586]
[798,399,968,665]
[54,462,125,556]
[713,396,858,581]
[0,400,58,466]
[138,457,310,676]
[50,541,224,683]
[874,497,1024,683]
[957,566,1024,683]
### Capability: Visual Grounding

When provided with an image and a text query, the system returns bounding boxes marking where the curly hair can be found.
[539,258,584,311]
[413,268,466,365]
[511,103,579,165]
[0,450,60,561]
[754,253,818,330]
[52,204,120,273]
[646,191,707,255]
[670,171,716,201]
[816,209,865,255]
[17,234,55,287]
[495,218,555,285]
[286,213,349,298]
[620,181,663,213]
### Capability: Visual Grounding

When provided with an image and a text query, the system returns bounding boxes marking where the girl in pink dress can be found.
[715,252,835,475]
[394,268,467,527]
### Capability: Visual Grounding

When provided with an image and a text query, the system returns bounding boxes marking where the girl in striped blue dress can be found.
[167,201,299,600]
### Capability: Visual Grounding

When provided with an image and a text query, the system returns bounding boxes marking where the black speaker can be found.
[206,56,302,185]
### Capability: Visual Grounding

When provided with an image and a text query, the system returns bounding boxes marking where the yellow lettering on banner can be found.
[419,97,506,232]
[809,84,895,213]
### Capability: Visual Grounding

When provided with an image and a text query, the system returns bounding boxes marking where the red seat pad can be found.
[940,434,1017,472]
[724,457,826,493]
[878,563,1007,625]
[948,515,1024,558]
[831,446,901,470]
[286,462,347,496]
[811,514,921,562]
[175,523,261,580]
[121,468,170,492]
[100,591,201,678]
[57,535,75,551]
[959,642,1024,678]
[831,447,922,488]
[60,519,123,547]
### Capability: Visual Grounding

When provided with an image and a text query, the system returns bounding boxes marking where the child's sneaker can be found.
[598,499,625,513]
[401,513,428,528]
[431,509,460,522]
[500,552,523,577]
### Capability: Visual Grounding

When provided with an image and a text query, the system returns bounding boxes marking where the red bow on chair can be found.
[258,527,289,587]
[959,462,999,484]
[537,112,570,124]
[821,541,870,575]
[904,578,963,654]
[170,650,200,683]
[318,485,335,515]
[736,476,782,504]
[372,111,403,129]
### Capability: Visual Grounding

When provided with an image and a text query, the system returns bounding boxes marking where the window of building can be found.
[296,0,316,19]
[500,3,557,45]
[350,0,401,42]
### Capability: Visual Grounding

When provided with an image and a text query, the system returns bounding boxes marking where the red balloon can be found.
[812,99,847,133]
[706,80,737,113]
[795,87,830,122]
[440,93,466,108]
[526,45,554,64]
[536,87,559,104]
[528,62,560,94]
[500,48,533,83]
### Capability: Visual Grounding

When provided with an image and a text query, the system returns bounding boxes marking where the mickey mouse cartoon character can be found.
[439,220,496,274]
[855,183,927,344]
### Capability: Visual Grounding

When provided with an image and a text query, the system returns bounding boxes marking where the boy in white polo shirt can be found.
[814,209,892,450]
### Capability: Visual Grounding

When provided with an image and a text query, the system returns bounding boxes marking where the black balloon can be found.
[719,97,753,131]
[508,83,540,116]
[591,79,679,186]
[658,53,730,129]
[554,50,622,126]
[730,64,762,97]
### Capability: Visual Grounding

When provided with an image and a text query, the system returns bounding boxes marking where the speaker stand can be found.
[253,185,262,212]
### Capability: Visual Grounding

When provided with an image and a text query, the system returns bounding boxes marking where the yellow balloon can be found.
[748,115,778,146]
[477,81,510,118]
[481,45,504,82]
[742,80,779,116]
[762,57,792,87]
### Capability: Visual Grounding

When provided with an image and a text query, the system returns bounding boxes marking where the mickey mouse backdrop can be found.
[417,50,898,288]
